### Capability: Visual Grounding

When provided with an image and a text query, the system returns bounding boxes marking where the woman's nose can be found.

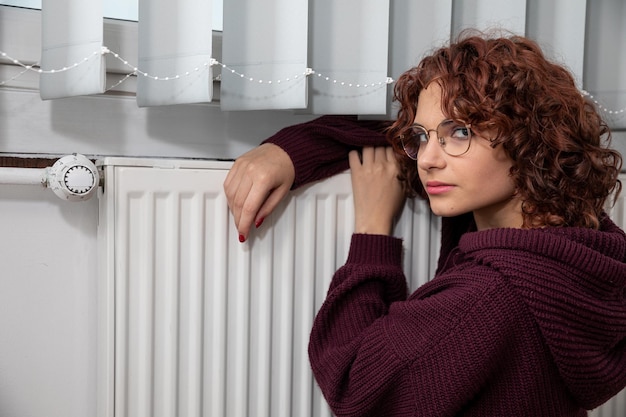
[417,135,445,170]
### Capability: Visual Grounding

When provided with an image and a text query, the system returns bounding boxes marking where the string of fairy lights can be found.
[0,46,624,119]
[0,47,394,91]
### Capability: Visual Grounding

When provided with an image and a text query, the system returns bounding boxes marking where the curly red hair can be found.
[387,31,623,229]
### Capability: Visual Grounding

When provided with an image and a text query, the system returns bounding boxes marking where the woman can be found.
[224,33,626,416]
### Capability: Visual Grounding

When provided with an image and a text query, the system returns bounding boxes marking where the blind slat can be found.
[387,0,453,118]
[453,0,527,36]
[40,0,105,100]
[137,0,213,107]
[220,0,308,111]
[308,0,390,115]
[527,0,587,88]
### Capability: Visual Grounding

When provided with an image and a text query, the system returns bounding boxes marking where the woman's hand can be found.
[223,143,295,242]
[349,146,406,235]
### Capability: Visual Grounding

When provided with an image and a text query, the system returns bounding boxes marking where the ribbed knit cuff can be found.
[346,234,403,267]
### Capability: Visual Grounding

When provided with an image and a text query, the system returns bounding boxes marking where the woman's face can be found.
[415,83,523,230]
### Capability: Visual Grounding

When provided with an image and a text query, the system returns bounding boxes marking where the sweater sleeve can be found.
[308,233,410,415]
[262,115,390,189]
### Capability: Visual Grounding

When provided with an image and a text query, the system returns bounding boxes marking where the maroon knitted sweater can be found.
[264,116,626,416]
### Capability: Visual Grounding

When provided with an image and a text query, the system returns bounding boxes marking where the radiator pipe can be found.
[0,167,48,186]
[0,154,100,201]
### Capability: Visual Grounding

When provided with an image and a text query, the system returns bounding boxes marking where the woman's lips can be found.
[425,181,455,195]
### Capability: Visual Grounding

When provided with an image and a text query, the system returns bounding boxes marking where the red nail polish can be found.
[239,234,246,243]
[255,217,265,228]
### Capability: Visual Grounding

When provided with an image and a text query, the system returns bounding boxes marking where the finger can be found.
[239,187,271,238]
[230,174,254,228]
[387,147,402,176]
[360,146,375,164]
[374,146,388,162]
[385,146,395,160]
[255,184,291,228]
[348,149,362,170]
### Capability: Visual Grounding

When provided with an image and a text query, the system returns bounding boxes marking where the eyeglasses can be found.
[399,119,473,160]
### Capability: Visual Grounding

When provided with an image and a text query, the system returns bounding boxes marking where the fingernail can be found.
[255,217,265,228]
[239,234,246,243]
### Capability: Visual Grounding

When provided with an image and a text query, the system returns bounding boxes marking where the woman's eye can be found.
[451,126,470,139]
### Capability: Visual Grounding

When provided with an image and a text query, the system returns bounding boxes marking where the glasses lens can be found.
[400,125,427,160]
[438,121,472,156]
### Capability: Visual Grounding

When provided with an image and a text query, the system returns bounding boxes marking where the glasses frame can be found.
[399,119,473,160]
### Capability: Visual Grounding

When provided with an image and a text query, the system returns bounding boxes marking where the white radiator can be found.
[96,157,625,417]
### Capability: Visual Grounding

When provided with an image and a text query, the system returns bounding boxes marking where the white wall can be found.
[0,185,98,417]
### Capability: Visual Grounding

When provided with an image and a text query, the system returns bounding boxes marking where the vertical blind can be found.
[40,0,106,99]
[136,0,213,106]
[220,0,309,111]
[39,0,588,116]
